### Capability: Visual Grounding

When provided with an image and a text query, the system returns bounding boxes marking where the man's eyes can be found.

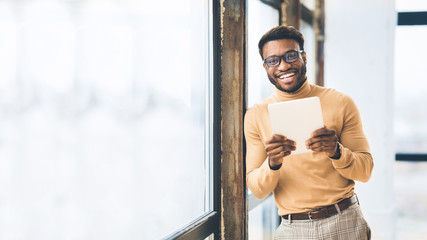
[287,52,297,58]
[266,57,279,64]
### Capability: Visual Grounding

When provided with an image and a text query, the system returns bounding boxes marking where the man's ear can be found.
[263,63,268,71]
[302,51,307,64]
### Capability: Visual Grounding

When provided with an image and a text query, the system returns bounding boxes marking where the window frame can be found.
[395,11,427,162]
[165,0,328,238]
[164,0,247,239]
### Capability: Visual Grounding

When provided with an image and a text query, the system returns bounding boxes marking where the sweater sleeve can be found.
[331,96,374,182]
[244,107,281,199]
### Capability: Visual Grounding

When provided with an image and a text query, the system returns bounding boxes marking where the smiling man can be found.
[244,26,374,239]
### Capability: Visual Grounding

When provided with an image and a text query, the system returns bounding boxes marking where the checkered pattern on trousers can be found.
[274,203,371,240]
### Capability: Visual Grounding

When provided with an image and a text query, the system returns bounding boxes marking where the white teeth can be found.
[279,72,296,79]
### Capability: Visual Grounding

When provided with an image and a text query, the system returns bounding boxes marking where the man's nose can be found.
[277,57,291,70]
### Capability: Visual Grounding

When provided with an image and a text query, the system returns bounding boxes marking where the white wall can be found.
[324,0,396,239]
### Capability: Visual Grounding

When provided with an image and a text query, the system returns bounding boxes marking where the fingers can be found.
[307,141,336,152]
[265,140,296,153]
[306,139,337,156]
[265,134,295,156]
[311,127,336,138]
[265,134,287,144]
[265,140,296,159]
[306,127,338,156]
[306,135,337,146]
[268,148,292,158]
[265,135,296,167]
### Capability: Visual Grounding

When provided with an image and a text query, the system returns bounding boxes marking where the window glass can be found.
[300,0,315,11]
[394,26,427,153]
[299,21,316,85]
[0,1,212,239]
[247,0,279,108]
[247,0,280,238]
[394,161,427,238]
[394,23,427,238]
[249,195,279,240]
[396,0,427,11]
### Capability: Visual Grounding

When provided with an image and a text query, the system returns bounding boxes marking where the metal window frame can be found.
[397,11,427,25]
[395,12,427,162]
[164,0,247,239]
[165,0,329,238]
[163,0,221,233]
[301,4,313,24]
[396,153,427,162]
[163,212,219,240]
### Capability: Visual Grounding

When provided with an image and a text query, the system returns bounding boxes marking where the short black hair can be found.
[258,25,305,59]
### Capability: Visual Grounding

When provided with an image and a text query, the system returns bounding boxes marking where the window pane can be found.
[300,0,315,11]
[248,195,280,240]
[394,24,427,239]
[299,21,316,85]
[394,26,427,153]
[394,161,427,239]
[247,0,280,238]
[247,0,279,108]
[396,0,427,11]
[0,1,212,240]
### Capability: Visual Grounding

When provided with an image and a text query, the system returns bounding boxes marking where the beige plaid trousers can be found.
[274,203,371,240]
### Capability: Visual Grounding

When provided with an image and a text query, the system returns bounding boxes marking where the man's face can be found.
[262,39,307,93]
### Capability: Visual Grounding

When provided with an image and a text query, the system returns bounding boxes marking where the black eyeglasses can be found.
[263,50,304,68]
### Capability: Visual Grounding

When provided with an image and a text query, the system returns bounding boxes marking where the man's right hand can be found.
[265,134,296,168]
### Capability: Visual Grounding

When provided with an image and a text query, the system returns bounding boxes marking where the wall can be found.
[324,0,396,239]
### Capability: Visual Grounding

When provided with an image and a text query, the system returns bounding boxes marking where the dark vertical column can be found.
[314,0,325,86]
[280,0,301,28]
[218,0,247,239]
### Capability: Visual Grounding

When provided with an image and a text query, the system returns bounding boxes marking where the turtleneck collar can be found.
[272,79,312,102]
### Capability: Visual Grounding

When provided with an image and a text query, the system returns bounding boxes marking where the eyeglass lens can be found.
[265,50,300,67]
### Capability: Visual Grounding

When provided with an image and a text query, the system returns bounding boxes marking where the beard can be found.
[267,63,307,93]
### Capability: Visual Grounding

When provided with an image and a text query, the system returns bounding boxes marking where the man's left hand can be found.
[305,127,340,158]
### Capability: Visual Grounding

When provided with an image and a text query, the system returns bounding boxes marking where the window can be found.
[394,25,427,155]
[0,1,213,239]
[394,0,427,237]
[299,21,316,85]
[247,0,280,237]
[247,0,279,109]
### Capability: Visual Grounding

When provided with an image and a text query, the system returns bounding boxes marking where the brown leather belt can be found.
[282,195,358,220]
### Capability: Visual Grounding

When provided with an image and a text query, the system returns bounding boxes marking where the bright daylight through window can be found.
[0,1,212,239]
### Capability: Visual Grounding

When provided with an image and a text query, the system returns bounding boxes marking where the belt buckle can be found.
[308,211,313,220]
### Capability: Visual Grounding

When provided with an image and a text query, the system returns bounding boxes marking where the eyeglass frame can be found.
[263,50,305,68]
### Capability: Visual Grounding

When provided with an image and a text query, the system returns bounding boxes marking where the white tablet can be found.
[268,97,324,155]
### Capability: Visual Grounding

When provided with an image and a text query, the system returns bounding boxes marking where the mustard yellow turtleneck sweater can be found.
[244,80,373,215]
